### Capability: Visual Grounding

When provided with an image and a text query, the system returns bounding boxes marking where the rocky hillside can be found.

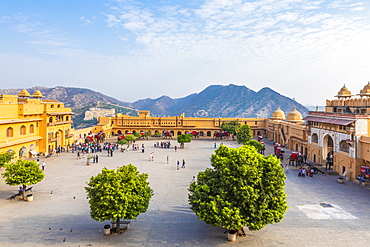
[129,84,308,118]
[0,86,138,129]
[0,84,307,128]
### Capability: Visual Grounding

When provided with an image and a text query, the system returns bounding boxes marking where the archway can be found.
[323,134,334,156]
[19,146,27,158]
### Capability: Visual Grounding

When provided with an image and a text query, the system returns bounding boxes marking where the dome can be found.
[18,89,30,97]
[271,107,285,120]
[286,107,303,123]
[358,82,370,97]
[335,85,352,98]
[32,90,44,98]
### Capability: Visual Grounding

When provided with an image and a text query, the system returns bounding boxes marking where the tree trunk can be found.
[116,217,120,233]
[22,184,26,200]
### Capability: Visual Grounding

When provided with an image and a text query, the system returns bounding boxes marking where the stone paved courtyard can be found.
[1,138,370,247]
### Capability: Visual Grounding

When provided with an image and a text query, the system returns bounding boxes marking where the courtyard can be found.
[0,138,370,247]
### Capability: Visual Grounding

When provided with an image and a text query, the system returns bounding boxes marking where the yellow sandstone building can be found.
[3,84,370,181]
[0,90,73,158]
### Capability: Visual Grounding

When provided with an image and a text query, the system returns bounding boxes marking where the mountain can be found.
[0,84,308,128]
[130,84,308,118]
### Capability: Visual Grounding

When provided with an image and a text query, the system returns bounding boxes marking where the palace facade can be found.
[0,90,73,158]
[3,83,370,181]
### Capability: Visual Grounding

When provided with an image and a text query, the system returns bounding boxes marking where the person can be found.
[177,161,180,170]
[77,152,80,160]
[191,176,196,182]
[19,187,23,193]
[95,155,99,163]
[357,175,365,184]
[42,161,45,171]
[214,142,217,149]
[167,155,169,164]
[284,164,289,174]
[181,159,186,168]
[301,167,306,177]
[174,146,177,152]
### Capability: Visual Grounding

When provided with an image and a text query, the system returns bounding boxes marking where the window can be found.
[312,133,318,143]
[49,117,53,123]
[30,124,35,133]
[6,127,13,137]
[339,140,350,153]
[51,105,54,108]
[66,116,69,121]
[20,125,26,135]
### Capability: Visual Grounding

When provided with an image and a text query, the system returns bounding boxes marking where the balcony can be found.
[47,121,73,127]
[65,134,74,139]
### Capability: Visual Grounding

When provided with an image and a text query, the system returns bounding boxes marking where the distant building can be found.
[84,107,115,121]
[0,89,73,158]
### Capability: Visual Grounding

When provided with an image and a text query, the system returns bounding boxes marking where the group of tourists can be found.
[298,166,314,177]
[154,141,171,149]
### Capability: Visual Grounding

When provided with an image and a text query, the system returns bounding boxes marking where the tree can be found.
[117,139,128,149]
[85,164,153,233]
[133,132,141,138]
[188,145,287,233]
[0,151,15,168]
[236,124,252,144]
[2,159,45,199]
[245,140,264,152]
[125,134,136,147]
[177,134,192,149]
[144,131,151,140]
[221,121,241,140]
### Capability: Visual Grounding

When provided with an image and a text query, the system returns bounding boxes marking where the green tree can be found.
[2,159,45,200]
[144,131,151,140]
[85,165,153,233]
[236,124,252,144]
[117,139,128,149]
[125,134,136,147]
[188,145,287,232]
[245,140,264,151]
[177,134,192,149]
[221,121,241,140]
[0,151,15,168]
[133,132,141,138]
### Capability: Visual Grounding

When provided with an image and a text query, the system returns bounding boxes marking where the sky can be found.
[1,0,370,106]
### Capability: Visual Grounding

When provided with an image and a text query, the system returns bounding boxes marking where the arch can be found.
[117,130,122,135]
[300,146,303,154]
[199,131,204,136]
[20,125,26,135]
[6,127,13,137]
[207,131,212,137]
[312,133,318,143]
[19,146,27,158]
[304,147,308,156]
[177,131,182,136]
[51,105,54,108]
[55,130,63,148]
[323,134,334,162]
[313,154,316,163]
[30,124,35,133]
[295,144,298,151]
[170,131,175,136]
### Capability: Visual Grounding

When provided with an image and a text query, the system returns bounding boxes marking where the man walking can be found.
[42,161,45,171]
[181,159,185,168]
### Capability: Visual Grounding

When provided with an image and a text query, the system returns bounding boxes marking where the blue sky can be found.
[1,0,370,105]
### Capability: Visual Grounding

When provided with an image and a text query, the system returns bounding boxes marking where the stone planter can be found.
[104,224,111,235]
[338,177,344,184]
[227,230,237,242]
[26,194,33,202]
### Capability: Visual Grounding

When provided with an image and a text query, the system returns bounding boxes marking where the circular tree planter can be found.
[26,194,33,202]
[227,230,237,242]
[103,224,111,235]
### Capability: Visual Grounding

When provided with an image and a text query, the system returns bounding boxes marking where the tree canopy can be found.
[85,164,153,232]
[177,134,192,149]
[188,145,287,231]
[245,140,264,151]
[2,159,44,199]
[221,121,241,135]
[236,124,252,144]
[0,151,15,168]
